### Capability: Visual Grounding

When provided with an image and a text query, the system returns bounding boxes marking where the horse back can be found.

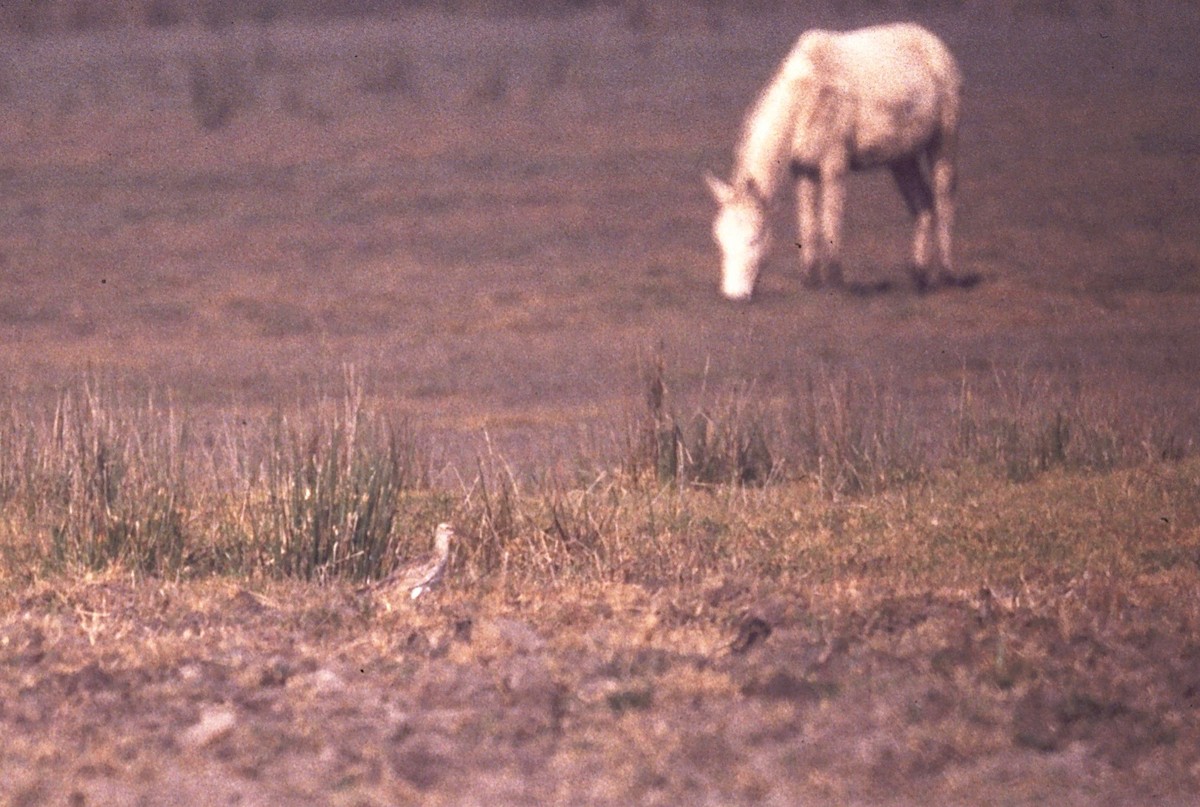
[795,23,960,166]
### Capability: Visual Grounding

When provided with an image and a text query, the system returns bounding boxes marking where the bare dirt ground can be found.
[2,3,1200,804]
[4,552,1200,805]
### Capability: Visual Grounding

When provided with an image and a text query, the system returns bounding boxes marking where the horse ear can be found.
[705,173,735,204]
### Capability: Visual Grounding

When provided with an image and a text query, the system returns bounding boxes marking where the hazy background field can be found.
[1,0,1198,475]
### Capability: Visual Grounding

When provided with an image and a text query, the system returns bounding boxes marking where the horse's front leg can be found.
[819,162,846,287]
[796,170,821,287]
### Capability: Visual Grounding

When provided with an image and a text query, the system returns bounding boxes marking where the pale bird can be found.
[360,522,454,603]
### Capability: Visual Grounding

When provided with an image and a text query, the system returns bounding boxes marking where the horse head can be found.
[706,173,770,301]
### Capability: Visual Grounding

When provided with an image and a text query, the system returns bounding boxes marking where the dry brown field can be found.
[2,3,1200,804]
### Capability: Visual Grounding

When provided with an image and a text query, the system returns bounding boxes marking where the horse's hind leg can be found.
[930,139,956,278]
[890,156,934,291]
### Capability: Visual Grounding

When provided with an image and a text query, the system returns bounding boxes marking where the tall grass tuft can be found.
[454,446,571,588]
[4,384,191,575]
[0,378,443,582]
[626,355,778,487]
[951,371,1188,482]
[256,391,435,583]
[788,371,926,496]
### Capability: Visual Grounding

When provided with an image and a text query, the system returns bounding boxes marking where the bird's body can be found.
[360,523,454,603]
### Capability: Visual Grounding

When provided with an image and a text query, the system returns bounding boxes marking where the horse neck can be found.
[733,66,801,201]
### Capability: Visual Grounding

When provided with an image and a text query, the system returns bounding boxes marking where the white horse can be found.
[706,23,961,300]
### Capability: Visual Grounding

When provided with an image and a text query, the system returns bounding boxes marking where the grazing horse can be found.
[706,23,961,300]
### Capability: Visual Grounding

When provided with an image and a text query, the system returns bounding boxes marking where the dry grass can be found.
[1,365,1195,591]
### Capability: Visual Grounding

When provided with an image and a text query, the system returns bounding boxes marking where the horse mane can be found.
[732,32,825,201]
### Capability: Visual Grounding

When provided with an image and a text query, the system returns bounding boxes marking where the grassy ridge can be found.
[1,368,1195,590]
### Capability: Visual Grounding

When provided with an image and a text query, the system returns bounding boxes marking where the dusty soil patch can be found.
[2,570,1197,805]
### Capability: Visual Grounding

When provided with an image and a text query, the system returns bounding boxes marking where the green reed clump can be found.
[4,384,191,575]
[626,356,778,487]
[0,379,445,582]
[257,395,435,583]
